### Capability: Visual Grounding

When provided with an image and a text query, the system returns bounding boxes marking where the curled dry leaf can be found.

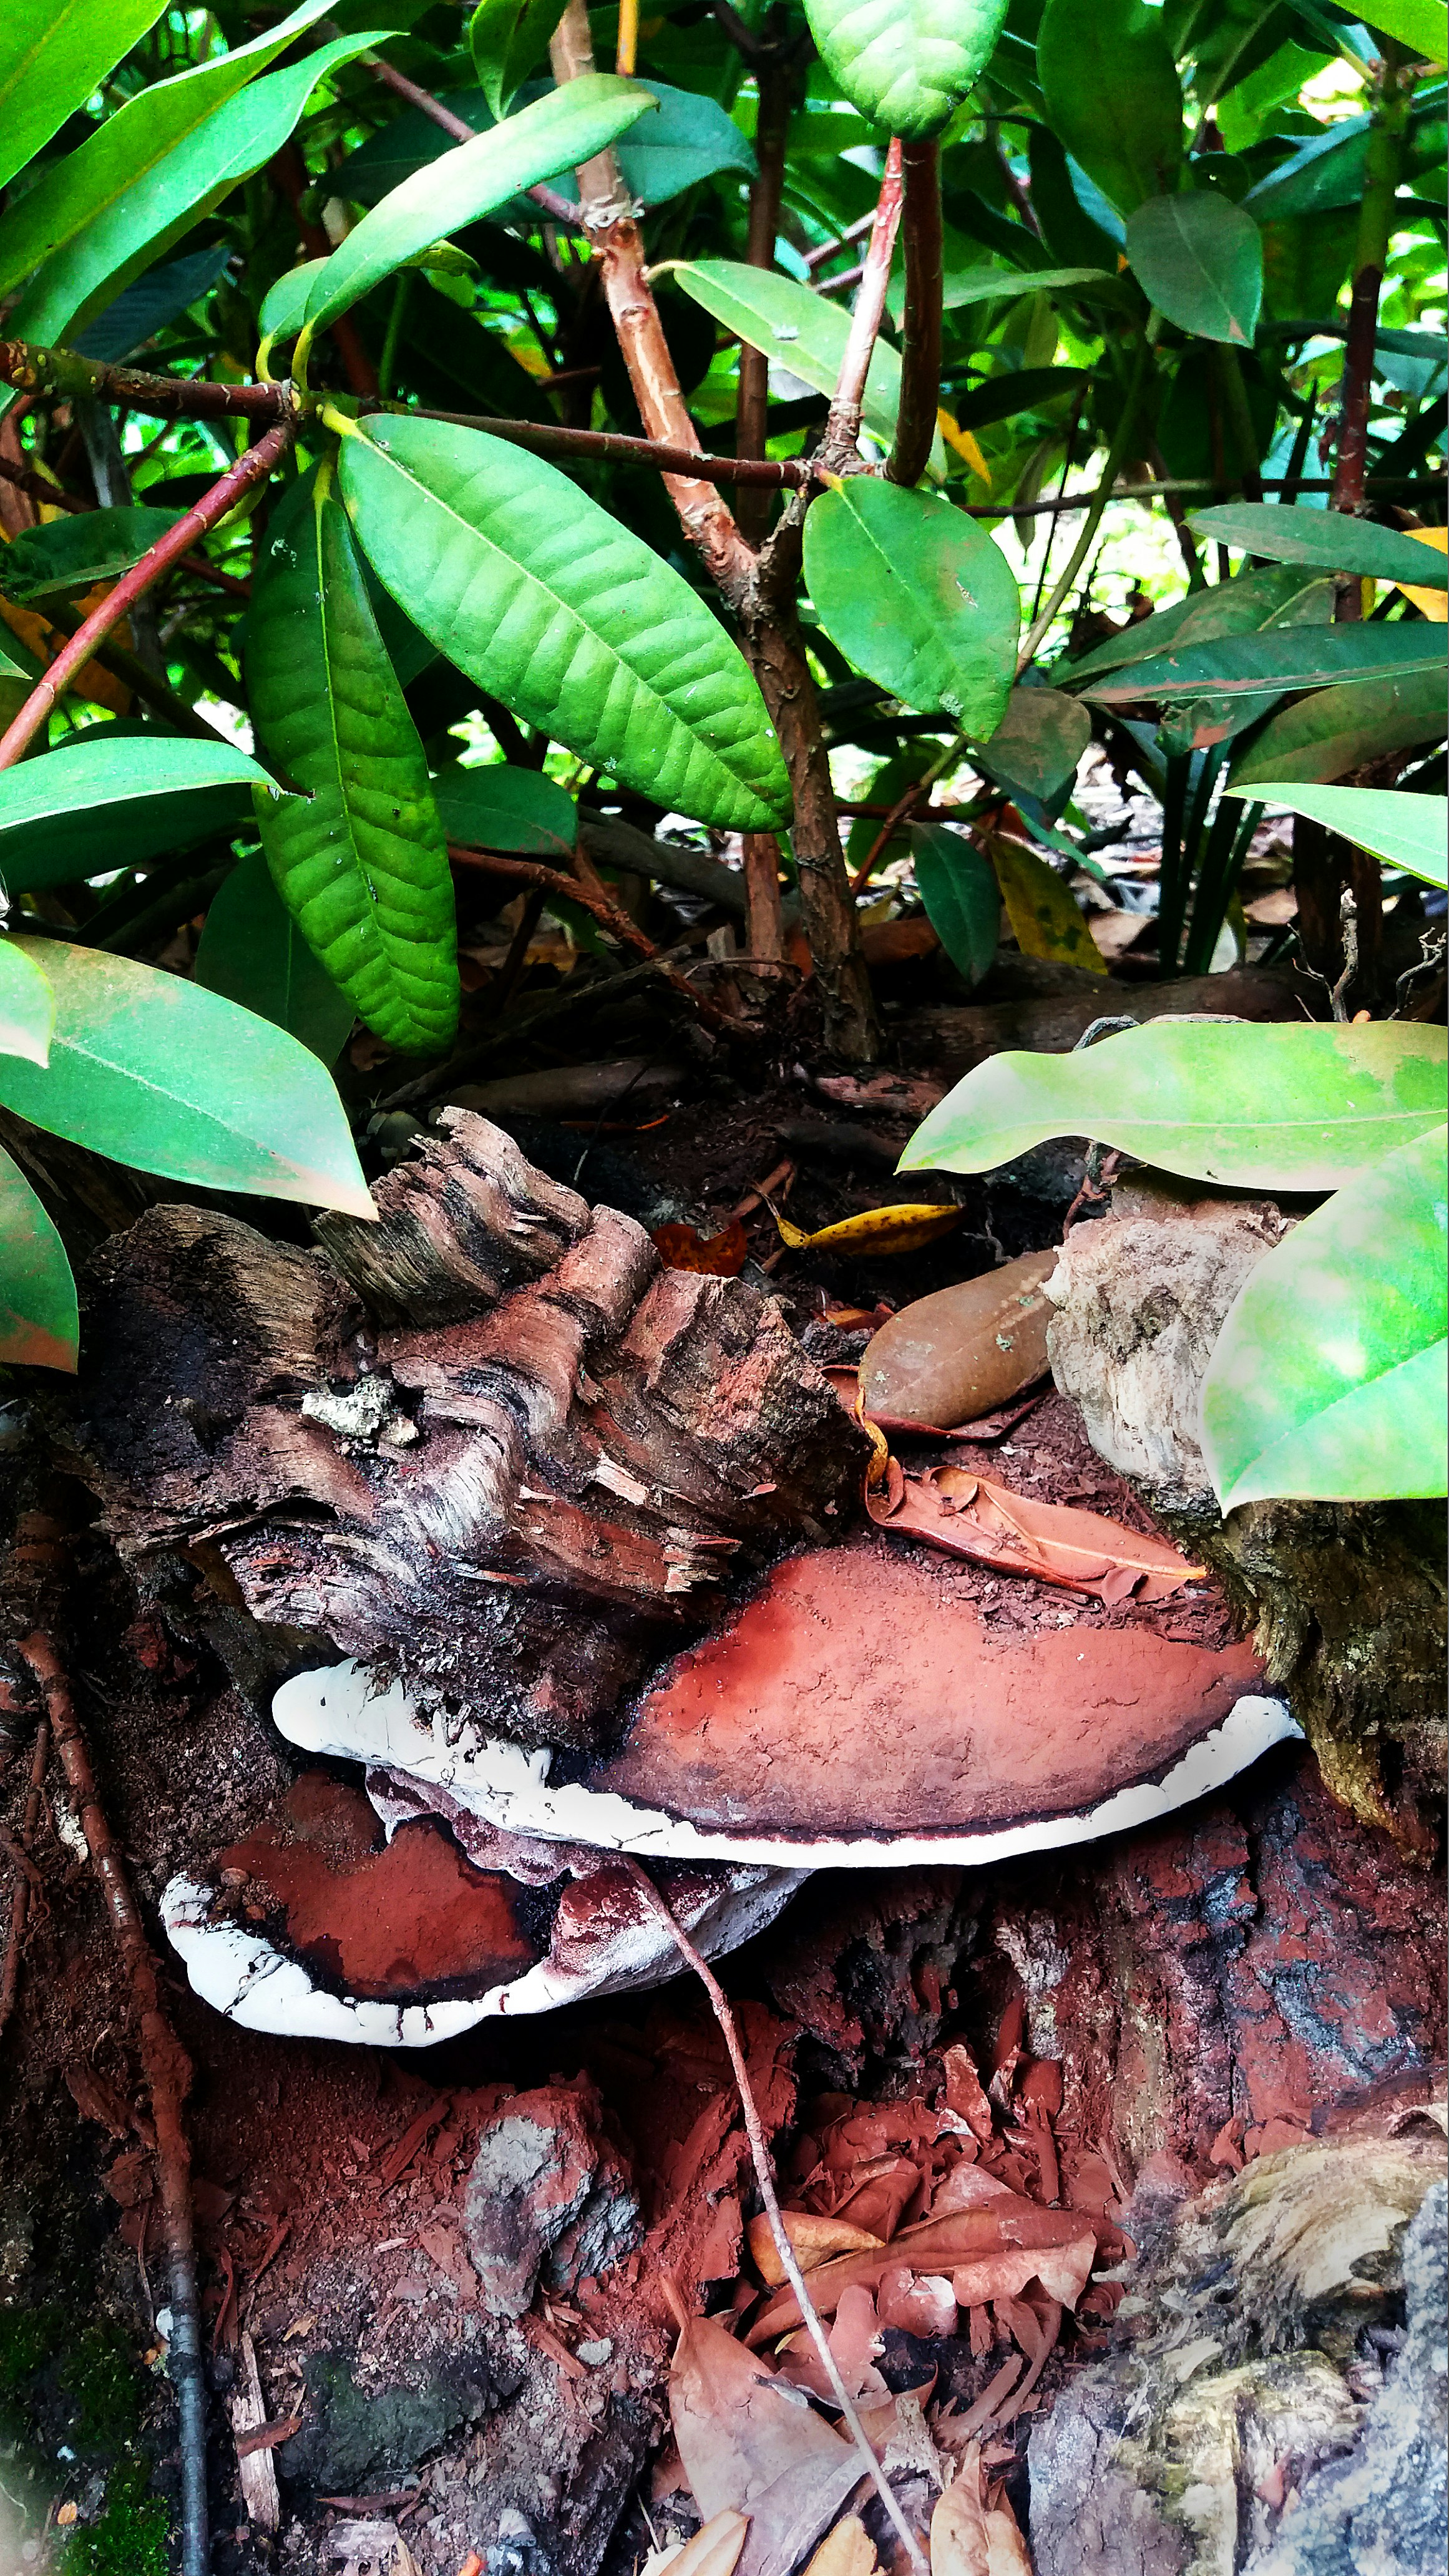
[867,1463,1204,1604]
[652,1219,750,1276]
[748,2207,1100,2344]
[859,1253,1057,1428]
[778,2283,889,2404]
[931,2450,991,2576]
[747,2209,886,2287]
[773,1203,964,1257]
[877,2268,958,2337]
[803,2516,881,2576]
[669,2310,864,2573]
[651,2509,752,2576]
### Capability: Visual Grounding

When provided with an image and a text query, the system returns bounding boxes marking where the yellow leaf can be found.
[771,1202,964,1256]
[987,832,1106,976]
[0,587,131,717]
[746,2210,885,2287]
[804,2515,881,2576]
[937,409,991,485]
[1394,523,1448,623]
[652,2509,751,2576]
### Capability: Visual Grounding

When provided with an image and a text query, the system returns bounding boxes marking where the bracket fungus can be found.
[54,1113,1295,2038]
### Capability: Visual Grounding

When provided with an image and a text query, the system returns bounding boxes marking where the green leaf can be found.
[431,765,578,859]
[0,0,167,195]
[74,239,232,364]
[0,1139,77,1373]
[0,736,278,896]
[302,76,657,339]
[1228,666,1448,784]
[0,505,185,607]
[801,482,1020,736]
[193,851,358,1064]
[1124,192,1262,345]
[953,366,1090,430]
[927,264,1117,316]
[1063,561,1334,685]
[1227,783,1448,887]
[900,1018,1448,1190]
[0,936,376,1216]
[1359,0,1447,63]
[336,412,790,831]
[1037,0,1184,217]
[258,260,328,343]
[246,466,459,1058]
[671,263,946,477]
[910,822,999,986]
[970,686,1091,805]
[1201,1125,1448,1509]
[469,0,564,115]
[799,0,1010,139]
[612,79,757,203]
[1241,115,1372,222]
[4,21,381,349]
[1190,503,1449,590]
[0,938,54,1066]
[1080,623,1447,704]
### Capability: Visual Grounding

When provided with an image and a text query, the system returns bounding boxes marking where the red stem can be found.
[0,418,295,768]
[824,139,904,457]
[888,139,942,487]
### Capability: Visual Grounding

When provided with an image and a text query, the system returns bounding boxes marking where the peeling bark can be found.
[59,1111,868,1752]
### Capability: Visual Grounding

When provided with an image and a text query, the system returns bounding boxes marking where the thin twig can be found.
[366,402,812,487]
[361,49,582,227]
[0,339,285,419]
[17,1633,207,2576]
[889,140,942,489]
[822,141,904,462]
[0,417,295,766]
[804,209,879,271]
[620,1858,932,2576]
[447,842,738,1034]
[0,1699,50,2043]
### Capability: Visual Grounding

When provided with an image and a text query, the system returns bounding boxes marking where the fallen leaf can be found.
[56,2502,78,2528]
[860,1253,1057,1428]
[877,2267,958,2336]
[803,2515,880,2576]
[748,2209,1099,2344]
[983,2500,1033,2572]
[772,1203,963,1257]
[670,2311,864,2575]
[942,2046,994,2144]
[653,1220,750,1276]
[867,1464,1203,1604]
[829,2156,920,2242]
[653,2509,752,2576]
[931,2451,990,2576]
[747,2211,885,2287]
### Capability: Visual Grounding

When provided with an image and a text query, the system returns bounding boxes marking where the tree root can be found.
[16,1631,208,2576]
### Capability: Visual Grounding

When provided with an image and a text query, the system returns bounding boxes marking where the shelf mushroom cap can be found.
[272,1538,1300,1871]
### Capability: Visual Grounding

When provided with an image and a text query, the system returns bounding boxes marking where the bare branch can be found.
[888,139,942,489]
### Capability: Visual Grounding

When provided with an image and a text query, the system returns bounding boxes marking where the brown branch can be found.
[367,402,812,486]
[0,1693,49,2043]
[0,339,285,420]
[849,778,930,894]
[17,1632,207,2576]
[363,46,582,228]
[822,139,904,463]
[548,0,756,598]
[620,1858,932,2576]
[0,417,295,767]
[736,36,793,541]
[888,139,942,489]
[447,841,739,1033]
[741,831,786,960]
[804,208,878,271]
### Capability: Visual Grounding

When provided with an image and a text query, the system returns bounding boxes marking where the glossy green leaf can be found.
[1080,623,1447,704]
[1227,783,1448,887]
[0,0,331,300]
[469,0,564,115]
[246,466,459,1058]
[1227,666,1447,785]
[971,686,1090,805]
[0,736,278,895]
[932,265,1116,315]
[336,412,790,831]
[258,260,327,343]
[4,22,381,349]
[900,1019,1449,1190]
[671,263,945,477]
[431,765,578,859]
[332,77,747,212]
[1201,1125,1448,1509]
[0,0,167,195]
[0,939,54,1067]
[1360,0,1447,64]
[193,852,358,1064]
[0,1139,77,1373]
[910,823,998,987]
[800,0,1010,139]
[0,506,185,607]
[1242,114,1372,222]
[1063,562,1334,685]
[1037,0,1183,217]
[1125,192,1262,345]
[0,937,375,1217]
[302,77,656,339]
[1190,504,1449,591]
[802,482,1019,735]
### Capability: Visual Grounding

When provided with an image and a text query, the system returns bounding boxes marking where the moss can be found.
[62,2324,142,2452]
[58,2462,169,2576]
[0,2301,62,2397]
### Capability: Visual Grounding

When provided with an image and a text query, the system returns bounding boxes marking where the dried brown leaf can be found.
[747,2210,885,2288]
[867,1465,1203,1603]
[803,2515,880,2576]
[748,2210,1099,2344]
[669,2313,864,2576]
[654,2509,751,2576]
[930,2448,990,2576]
